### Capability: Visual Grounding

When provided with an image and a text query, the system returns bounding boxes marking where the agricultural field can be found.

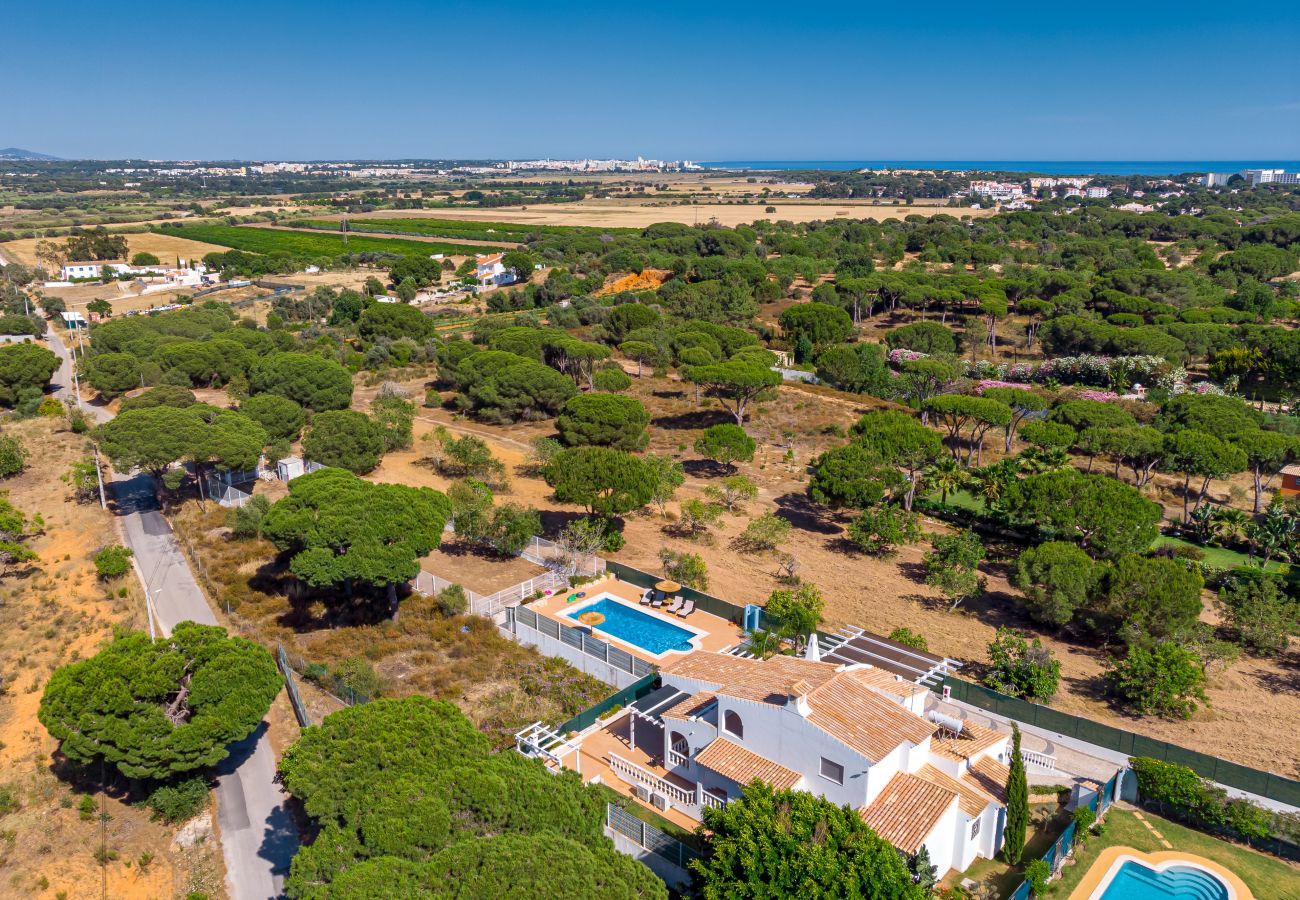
[327,199,996,229]
[0,230,232,269]
[290,216,640,242]
[161,224,503,259]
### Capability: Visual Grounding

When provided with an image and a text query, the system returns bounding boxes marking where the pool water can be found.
[1099,861,1229,900]
[565,597,695,655]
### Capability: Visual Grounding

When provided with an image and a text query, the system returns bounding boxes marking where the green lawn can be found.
[1151,535,1288,575]
[960,804,1071,896]
[1052,809,1300,899]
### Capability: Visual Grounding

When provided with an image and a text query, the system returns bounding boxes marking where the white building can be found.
[1084,186,1111,199]
[616,650,1010,876]
[473,252,517,290]
[60,261,132,280]
[968,181,1024,201]
[1245,169,1300,186]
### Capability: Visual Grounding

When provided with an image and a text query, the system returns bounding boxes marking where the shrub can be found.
[435,584,469,617]
[0,434,27,478]
[846,504,920,557]
[658,547,708,590]
[734,512,792,553]
[1071,805,1096,844]
[1106,641,1206,719]
[1024,859,1050,896]
[888,627,928,651]
[228,495,271,539]
[37,397,63,417]
[144,776,209,823]
[984,628,1060,702]
[333,657,384,701]
[591,367,632,392]
[923,531,986,609]
[93,545,133,579]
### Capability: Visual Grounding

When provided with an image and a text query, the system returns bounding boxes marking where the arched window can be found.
[723,710,744,739]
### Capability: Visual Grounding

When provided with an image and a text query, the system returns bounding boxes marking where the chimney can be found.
[788,680,812,717]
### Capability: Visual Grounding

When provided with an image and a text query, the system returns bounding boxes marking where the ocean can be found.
[698,160,1300,176]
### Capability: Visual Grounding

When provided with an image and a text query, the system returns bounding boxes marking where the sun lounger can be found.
[665,597,684,614]
[640,590,653,605]
[675,599,694,618]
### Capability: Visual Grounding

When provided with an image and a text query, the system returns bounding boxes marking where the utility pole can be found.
[92,443,107,510]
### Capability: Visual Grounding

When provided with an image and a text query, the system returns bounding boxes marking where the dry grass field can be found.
[0,417,225,899]
[331,200,994,229]
[1,232,231,269]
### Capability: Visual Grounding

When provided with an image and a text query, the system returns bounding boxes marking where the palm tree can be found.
[1015,446,1069,475]
[1246,501,1297,566]
[926,458,965,505]
[969,460,1019,511]
[1208,507,1250,547]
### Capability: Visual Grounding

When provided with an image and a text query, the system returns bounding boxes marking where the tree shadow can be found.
[651,389,688,401]
[771,492,841,535]
[538,509,589,538]
[682,458,730,479]
[650,409,731,430]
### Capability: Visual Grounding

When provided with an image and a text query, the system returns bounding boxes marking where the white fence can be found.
[413,569,569,618]
[519,535,606,578]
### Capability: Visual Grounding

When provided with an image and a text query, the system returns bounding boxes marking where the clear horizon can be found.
[7,0,1299,161]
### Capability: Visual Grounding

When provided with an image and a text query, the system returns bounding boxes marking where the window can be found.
[723,710,743,739]
[819,757,844,785]
[970,817,981,839]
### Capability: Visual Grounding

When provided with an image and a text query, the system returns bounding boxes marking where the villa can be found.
[473,252,517,290]
[515,575,1010,878]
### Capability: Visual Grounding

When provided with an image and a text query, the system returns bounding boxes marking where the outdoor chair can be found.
[665,597,684,614]
[640,590,653,605]
[652,594,664,607]
[676,599,694,618]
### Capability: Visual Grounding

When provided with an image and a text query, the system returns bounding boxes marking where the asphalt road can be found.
[46,325,296,899]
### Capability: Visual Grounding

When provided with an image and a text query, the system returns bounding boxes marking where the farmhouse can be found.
[60,261,132,280]
[473,252,517,290]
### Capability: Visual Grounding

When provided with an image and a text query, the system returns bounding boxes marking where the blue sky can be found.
[8,0,1299,161]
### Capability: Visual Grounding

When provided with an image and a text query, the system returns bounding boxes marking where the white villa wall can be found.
[919,803,961,877]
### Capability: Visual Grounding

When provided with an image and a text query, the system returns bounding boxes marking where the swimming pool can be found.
[1096,860,1230,900]
[564,596,699,656]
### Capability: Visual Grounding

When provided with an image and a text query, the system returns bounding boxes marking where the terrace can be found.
[525,575,746,665]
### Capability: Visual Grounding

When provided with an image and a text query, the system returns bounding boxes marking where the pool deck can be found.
[527,575,746,664]
[1067,846,1254,900]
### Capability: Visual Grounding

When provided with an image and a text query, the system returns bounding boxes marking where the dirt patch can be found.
[0,417,226,898]
[419,542,546,595]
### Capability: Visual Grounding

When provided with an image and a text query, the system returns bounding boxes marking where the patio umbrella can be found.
[655,580,681,594]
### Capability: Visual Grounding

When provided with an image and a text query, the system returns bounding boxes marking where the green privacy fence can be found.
[605,560,760,628]
[1008,772,1121,900]
[557,672,658,735]
[945,677,1300,808]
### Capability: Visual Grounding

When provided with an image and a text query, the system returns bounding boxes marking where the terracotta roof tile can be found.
[660,691,717,721]
[966,757,1010,806]
[805,675,938,763]
[930,719,1006,765]
[860,771,957,854]
[918,764,1000,818]
[694,737,803,791]
[659,653,839,704]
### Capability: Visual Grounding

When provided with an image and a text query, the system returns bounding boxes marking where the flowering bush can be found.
[974,380,1023,394]
[1074,389,1121,402]
[888,348,929,364]
[962,354,1175,389]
